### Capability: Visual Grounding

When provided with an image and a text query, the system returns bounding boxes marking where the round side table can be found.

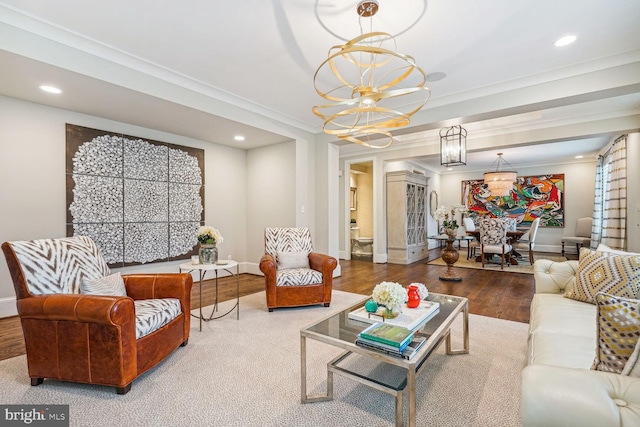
[179,261,240,331]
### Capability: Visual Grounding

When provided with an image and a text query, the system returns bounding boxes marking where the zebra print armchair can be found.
[2,235,192,394]
[259,227,337,311]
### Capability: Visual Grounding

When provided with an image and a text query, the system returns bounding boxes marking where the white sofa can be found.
[520,259,640,427]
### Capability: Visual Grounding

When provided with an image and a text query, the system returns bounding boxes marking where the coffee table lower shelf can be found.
[328,332,445,427]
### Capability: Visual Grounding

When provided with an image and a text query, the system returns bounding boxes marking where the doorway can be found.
[349,162,374,261]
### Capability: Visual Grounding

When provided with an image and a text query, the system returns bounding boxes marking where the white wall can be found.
[245,140,296,273]
[314,142,341,275]
[0,96,245,316]
[440,161,597,253]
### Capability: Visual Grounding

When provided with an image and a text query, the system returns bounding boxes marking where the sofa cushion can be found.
[134,298,182,339]
[528,293,596,368]
[592,293,640,374]
[80,272,127,296]
[276,251,310,269]
[275,268,322,287]
[565,248,640,304]
[528,331,597,368]
[529,293,596,338]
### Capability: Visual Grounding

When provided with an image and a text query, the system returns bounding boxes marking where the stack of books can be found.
[355,322,427,360]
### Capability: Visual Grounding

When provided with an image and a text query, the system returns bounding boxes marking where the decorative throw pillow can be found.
[277,251,310,269]
[622,339,640,377]
[591,293,640,374]
[565,247,640,304]
[80,272,127,296]
[597,243,640,256]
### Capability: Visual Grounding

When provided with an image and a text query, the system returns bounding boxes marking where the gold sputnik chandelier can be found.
[313,0,430,148]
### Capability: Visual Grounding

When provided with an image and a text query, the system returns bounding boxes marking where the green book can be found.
[358,323,414,349]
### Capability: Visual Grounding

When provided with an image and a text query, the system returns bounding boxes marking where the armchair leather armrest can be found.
[123,273,192,303]
[259,254,277,277]
[309,252,338,276]
[260,254,277,308]
[17,293,134,326]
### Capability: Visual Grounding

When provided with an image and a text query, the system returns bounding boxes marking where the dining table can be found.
[467,229,527,265]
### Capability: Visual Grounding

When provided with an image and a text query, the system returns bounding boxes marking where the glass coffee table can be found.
[300,293,469,427]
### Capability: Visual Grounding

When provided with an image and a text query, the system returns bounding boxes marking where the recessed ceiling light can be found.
[234,135,245,141]
[447,167,453,171]
[575,155,584,159]
[39,85,62,94]
[554,35,576,47]
[426,72,447,82]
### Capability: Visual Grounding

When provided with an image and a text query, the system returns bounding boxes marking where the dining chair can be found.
[463,217,480,260]
[503,217,518,232]
[561,217,592,256]
[479,218,513,269]
[513,217,541,264]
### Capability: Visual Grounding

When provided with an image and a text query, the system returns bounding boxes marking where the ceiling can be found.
[1,0,639,172]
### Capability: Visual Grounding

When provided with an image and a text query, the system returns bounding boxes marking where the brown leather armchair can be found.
[259,227,337,311]
[2,236,192,394]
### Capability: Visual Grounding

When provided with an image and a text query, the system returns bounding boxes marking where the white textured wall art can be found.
[66,124,204,266]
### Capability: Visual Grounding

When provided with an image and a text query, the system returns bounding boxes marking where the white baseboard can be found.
[373,253,387,263]
[0,297,17,318]
[244,262,261,276]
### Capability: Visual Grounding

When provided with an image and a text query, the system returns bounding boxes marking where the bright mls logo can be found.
[1,405,68,426]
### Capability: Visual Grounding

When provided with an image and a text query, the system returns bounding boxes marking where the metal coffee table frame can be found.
[300,293,469,427]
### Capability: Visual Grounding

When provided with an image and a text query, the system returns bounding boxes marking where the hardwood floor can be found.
[0,248,537,361]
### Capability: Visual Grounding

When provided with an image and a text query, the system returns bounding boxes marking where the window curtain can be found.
[590,155,604,249]
[591,136,627,250]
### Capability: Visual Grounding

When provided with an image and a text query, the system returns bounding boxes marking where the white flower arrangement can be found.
[433,203,469,231]
[197,225,224,245]
[372,281,407,311]
[409,282,429,300]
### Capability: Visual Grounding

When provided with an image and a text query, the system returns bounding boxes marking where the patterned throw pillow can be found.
[80,272,127,296]
[565,248,640,304]
[277,251,310,269]
[592,293,640,374]
[622,340,640,377]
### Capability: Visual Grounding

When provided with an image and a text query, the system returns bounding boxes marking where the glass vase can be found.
[381,306,400,319]
[198,243,218,265]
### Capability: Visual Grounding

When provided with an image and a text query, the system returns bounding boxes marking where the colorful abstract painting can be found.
[461,174,564,227]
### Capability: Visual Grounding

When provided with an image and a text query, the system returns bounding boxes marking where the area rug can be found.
[0,291,528,426]
[428,252,567,274]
